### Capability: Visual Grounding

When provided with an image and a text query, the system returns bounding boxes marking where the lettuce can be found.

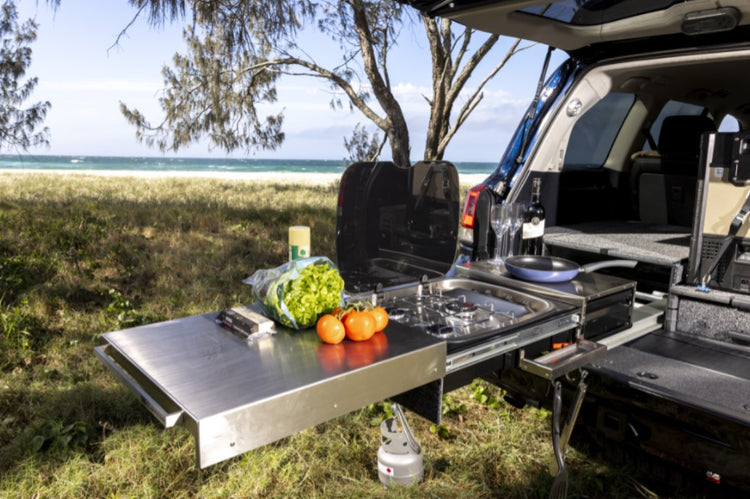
[244,257,344,329]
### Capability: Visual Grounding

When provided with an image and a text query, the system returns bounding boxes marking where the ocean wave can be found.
[0,154,496,176]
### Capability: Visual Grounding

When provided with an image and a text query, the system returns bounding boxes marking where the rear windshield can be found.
[521,0,686,26]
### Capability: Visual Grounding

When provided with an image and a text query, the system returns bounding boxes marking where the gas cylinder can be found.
[377,403,423,486]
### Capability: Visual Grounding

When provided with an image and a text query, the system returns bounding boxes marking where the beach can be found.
[0,168,487,186]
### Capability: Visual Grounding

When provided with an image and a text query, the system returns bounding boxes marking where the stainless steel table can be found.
[96,311,446,468]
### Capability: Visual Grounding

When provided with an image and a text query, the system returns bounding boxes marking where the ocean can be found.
[0,154,497,177]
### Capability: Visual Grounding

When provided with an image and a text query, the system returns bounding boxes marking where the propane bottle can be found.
[377,403,424,486]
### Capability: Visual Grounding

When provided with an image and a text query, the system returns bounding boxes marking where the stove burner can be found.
[426,324,463,338]
[385,307,409,321]
[443,299,478,317]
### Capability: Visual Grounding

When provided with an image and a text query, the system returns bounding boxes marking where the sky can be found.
[15,0,565,162]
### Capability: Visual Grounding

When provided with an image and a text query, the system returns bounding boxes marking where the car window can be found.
[563,92,635,169]
[521,0,682,26]
[719,115,740,132]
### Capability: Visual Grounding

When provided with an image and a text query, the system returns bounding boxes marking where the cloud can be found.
[265,77,529,162]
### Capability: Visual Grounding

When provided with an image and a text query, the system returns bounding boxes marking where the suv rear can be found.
[407,0,750,492]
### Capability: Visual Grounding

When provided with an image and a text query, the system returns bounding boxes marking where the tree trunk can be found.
[385,118,411,167]
[423,17,448,161]
[351,0,411,166]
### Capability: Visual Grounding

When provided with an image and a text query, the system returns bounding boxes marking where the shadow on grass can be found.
[3,378,738,498]
[0,376,609,498]
[0,378,154,469]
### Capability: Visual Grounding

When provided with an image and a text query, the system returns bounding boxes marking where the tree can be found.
[344,122,383,163]
[423,18,522,161]
[0,0,50,151]
[117,0,523,166]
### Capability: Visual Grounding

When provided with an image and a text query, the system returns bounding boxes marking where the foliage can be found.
[106,288,141,329]
[0,297,32,350]
[0,0,50,151]
[344,122,382,163]
[115,0,523,166]
[471,379,501,409]
[29,419,92,454]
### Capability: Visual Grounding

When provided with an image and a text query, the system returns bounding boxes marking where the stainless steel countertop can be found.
[99,309,447,467]
[102,312,445,421]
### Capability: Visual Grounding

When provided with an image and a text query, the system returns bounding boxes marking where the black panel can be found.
[631,330,750,381]
[391,378,444,424]
[336,161,460,292]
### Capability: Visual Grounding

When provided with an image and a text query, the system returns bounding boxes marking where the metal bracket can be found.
[519,339,607,380]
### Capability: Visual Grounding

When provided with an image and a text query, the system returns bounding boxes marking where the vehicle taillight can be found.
[705,471,721,485]
[461,184,487,228]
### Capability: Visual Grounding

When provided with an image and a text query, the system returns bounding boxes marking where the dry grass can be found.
[0,173,712,498]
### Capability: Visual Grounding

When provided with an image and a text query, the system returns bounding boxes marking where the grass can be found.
[0,172,715,498]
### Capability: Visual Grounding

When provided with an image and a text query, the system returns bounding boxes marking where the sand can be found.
[0,168,488,186]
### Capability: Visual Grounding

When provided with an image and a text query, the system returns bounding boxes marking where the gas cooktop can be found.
[368,278,566,346]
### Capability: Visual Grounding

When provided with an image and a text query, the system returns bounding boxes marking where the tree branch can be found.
[108,4,148,53]
[437,39,526,158]
[444,33,501,114]
[350,1,400,123]
[350,0,409,164]
[423,16,444,99]
[437,92,483,156]
[451,25,472,81]
[237,56,387,129]
[451,37,522,115]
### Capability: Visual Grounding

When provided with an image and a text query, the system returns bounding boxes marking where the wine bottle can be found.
[521,177,545,255]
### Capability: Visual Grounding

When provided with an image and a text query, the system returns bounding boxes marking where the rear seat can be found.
[631,115,715,226]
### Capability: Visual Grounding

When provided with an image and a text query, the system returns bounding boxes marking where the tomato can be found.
[316,314,346,344]
[369,306,389,332]
[344,310,376,341]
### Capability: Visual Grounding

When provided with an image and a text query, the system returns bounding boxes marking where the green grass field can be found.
[0,173,709,498]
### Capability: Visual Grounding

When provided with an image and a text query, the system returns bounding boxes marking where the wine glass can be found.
[490,203,511,264]
[506,203,524,258]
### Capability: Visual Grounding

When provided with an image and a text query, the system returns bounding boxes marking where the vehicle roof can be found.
[406,0,750,52]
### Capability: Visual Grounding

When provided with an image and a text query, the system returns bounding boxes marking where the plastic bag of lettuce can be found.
[243,256,344,330]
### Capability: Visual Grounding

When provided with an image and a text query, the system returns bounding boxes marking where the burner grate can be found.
[381,287,531,340]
